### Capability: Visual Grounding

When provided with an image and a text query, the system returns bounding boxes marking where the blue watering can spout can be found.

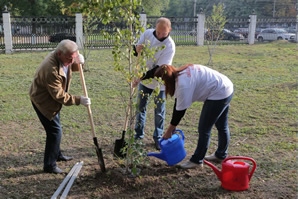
[147,152,166,161]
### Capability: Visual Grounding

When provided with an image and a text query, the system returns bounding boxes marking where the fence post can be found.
[139,11,147,31]
[197,11,205,46]
[75,13,83,50]
[3,7,13,54]
[248,13,257,45]
[295,12,298,43]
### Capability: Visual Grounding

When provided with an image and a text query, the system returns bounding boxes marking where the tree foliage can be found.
[1,0,76,16]
[205,3,226,66]
[142,0,170,16]
[164,0,296,17]
[165,0,195,17]
[70,0,161,175]
[2,0,296,17]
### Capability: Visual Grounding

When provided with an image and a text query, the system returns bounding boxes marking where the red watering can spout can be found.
[203,160,222,180]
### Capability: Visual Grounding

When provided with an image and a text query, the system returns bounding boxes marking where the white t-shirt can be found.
[175,64,234,111]
[137,29,176,90]
[63,65,69,91]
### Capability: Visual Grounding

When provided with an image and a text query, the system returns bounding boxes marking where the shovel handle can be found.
[79,64,96,138]
[123,105,130,132]
[123,87,135,132]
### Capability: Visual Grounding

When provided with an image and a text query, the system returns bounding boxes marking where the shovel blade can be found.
[114,138,127,158]
[93,137,106,172]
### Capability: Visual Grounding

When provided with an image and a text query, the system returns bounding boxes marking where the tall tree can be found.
[164,0,296,17]
[222,0,258,17]
[166,0,197,17]
[142,0,170,16]
[1,0,76,16]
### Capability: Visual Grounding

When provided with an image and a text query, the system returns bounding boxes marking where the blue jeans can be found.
[32,102,63,170]
[134,84,166,142]
[190,93,233,164]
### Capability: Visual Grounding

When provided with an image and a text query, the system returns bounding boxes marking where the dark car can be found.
[205,29,244,41]
[49,33,76,43]
[233,28,248,38]
[234,28,263,39]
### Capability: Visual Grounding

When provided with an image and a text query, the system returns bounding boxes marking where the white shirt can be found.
[63,65,69,91]
[175,64,234,111]
[137,29,176,90]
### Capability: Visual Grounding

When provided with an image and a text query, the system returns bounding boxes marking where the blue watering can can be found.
[147,129,186,166]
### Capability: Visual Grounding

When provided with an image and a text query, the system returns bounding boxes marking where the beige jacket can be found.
[29,51,81,120]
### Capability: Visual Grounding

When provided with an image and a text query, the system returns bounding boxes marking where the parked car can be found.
[286,28,297,34]
[234,28,262,38]
[49,33,76,43]
[255,28,263,38]
[205,29,244,41]
[233,28,248,38]
[171,30,197,36]
[257,28,295,42]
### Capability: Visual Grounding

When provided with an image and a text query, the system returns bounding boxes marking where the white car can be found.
[257,28,295,42]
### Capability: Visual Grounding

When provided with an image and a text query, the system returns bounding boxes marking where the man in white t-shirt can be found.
[133,17,176,150]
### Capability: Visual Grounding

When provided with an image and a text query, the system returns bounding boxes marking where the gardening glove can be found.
[80,96,91,106]
[78,53,85,64]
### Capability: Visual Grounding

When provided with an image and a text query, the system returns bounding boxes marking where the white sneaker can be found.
[204,153,224,162]
[180,160,203,169]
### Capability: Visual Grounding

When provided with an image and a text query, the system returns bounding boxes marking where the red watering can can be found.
[204,156,256,191]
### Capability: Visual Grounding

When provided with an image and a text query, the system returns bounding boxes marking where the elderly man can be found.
[133,17,176,150]
[29,39,90,174]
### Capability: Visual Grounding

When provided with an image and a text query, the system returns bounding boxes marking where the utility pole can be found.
[273,0,276,17]
[194,0,197,17]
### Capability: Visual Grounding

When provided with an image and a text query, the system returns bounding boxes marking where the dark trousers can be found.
[32,102,63,170]
[190,93,233,164]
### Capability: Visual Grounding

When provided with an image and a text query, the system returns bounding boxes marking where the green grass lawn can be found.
[0,41,297,198]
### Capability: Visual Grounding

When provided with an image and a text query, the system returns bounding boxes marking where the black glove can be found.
[141,65,159,80]
[133,45,138,57]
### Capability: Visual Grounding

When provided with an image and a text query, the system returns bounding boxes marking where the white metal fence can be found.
[0,11,297,54]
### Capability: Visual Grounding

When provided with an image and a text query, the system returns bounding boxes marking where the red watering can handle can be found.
[224,156,257,180]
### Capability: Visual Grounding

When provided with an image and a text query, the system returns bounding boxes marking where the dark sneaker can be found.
[154,140,161,150]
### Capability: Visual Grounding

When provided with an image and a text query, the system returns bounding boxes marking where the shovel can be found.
[114,53,139,158]
[114,87,135,158]
[79,64,106,172]
[113,101,130,158]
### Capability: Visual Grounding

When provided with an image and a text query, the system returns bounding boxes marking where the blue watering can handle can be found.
[173,129,185,143]
[159,129,185,145]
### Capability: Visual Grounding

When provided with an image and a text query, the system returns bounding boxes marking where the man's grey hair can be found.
[55,39,78,54]
[156,17,172,28]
